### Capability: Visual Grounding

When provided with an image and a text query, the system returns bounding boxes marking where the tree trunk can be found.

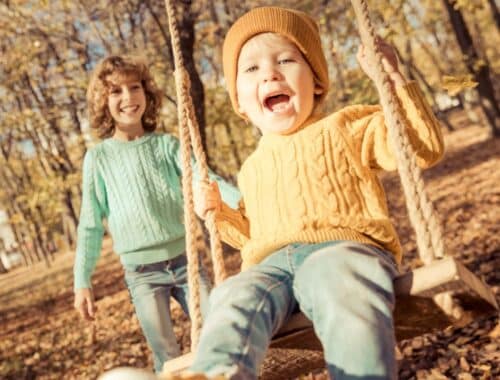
[487,0,500,30]
[175,0,207,151]
[4,207,29,266]
[62,190,78,248]
[442,0,500,135]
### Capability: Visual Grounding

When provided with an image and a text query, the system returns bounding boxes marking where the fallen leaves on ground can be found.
[0,116,498,379]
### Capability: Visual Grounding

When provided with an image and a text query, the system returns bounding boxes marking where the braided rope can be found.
[184,96,228,284]
[165,0,202,348]
[165,0,230,347]
[351,0,445,265]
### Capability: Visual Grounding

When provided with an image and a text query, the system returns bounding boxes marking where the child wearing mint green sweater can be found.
[73,55,240,373]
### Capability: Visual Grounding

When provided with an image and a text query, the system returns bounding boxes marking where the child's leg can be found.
[293,241,398,380]
[170,254,211,317]
[124,261,182,373]
[188,252,296,379]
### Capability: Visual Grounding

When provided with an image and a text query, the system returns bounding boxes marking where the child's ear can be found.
[314,85,324,95]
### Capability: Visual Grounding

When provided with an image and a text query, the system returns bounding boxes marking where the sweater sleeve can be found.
[167,134,241,208]
[347,81,445,171]
[73,150,107,290]
[214,200,250,249]
[207,171,240,209]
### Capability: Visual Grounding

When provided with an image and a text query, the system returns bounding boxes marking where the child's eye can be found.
[131,84,142,90]
[245,65,258,73]
[110,88,121,94]
[278,58,294,65]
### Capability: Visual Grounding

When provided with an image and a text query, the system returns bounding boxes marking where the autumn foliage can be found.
[0,0,498,379]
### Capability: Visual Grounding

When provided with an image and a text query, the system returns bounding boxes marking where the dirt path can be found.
[0,121,498,379]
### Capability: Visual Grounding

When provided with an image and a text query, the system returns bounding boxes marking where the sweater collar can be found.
[258,113,324,147]
[105,132,155,149]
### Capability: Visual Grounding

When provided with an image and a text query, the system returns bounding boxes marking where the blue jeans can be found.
[124,254,210,373]
[189,241,398,380]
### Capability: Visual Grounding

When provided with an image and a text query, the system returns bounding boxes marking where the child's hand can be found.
[74,288,97,321]
[194,181,222,219]
[357,37,406,87]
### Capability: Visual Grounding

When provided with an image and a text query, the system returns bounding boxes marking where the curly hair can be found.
[86,55,163,138]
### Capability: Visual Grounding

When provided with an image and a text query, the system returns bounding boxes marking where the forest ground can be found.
[0,110,499,380]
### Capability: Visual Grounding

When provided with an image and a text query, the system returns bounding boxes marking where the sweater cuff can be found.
[215,202,250,249]
[73,271,92,290]
[396,81,437,128]
[395,81,445,168]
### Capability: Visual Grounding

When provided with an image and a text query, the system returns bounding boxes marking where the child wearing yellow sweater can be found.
[175,6,443,380]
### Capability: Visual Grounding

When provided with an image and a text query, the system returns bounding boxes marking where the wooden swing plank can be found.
[161,349,325,380]
[393,256,498,340]
[163,257,498,376]
[162,352,193,375]
[270,257,498,346]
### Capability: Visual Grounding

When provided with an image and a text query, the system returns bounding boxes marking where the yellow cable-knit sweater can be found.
[216,81,444,270]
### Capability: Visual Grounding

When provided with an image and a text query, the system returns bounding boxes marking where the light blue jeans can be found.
[124,254,210,373]
[189,241,398,380]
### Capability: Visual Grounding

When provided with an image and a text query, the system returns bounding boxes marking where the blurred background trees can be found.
[0,0,498,269]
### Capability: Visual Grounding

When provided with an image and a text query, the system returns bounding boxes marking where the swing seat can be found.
[162,257,498,377]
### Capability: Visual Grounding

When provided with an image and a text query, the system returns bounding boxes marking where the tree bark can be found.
[175,0,207,151]
[442,0,500,135]
[487,0,500,30]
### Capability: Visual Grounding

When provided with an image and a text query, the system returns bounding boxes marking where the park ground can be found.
[0,111,499,379]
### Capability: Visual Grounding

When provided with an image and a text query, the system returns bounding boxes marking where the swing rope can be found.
[164,0,228,348]
[351,0,445,265]
[352,0,460,317]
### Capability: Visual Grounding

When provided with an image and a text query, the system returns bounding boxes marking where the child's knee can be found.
[301,242,393,277]
[208,268,292,315]
[294,242,394,303]
[208,271,263,309]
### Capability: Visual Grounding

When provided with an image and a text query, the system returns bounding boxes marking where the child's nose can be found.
[261,66,281,82]
[122,88,132,100]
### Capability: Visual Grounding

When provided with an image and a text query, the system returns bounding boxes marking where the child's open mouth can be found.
[120,105,140,114]
[264,94,292,113]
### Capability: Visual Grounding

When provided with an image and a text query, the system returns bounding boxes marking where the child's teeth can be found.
[272,103,288,112]
[267,95,289,112]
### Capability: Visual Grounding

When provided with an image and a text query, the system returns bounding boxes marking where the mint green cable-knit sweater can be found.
[73,133,240,289]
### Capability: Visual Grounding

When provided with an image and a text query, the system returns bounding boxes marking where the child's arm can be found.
[350,38,444,171]
[73,150,107,321]
[166,134,241,208]
[207,170,241,210]
[167,134,249,248]
[194,182,250,250]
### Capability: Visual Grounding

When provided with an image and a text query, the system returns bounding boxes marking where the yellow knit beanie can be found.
[223,6,329,117]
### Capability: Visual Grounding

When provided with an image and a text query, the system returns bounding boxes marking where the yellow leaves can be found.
[199,24,221,45]
[22,108,35,118]
[9,212,25,224]
[441,75,478,96]
[473,59,487,71]
[379,28,398,42]
[453,0,484,13]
